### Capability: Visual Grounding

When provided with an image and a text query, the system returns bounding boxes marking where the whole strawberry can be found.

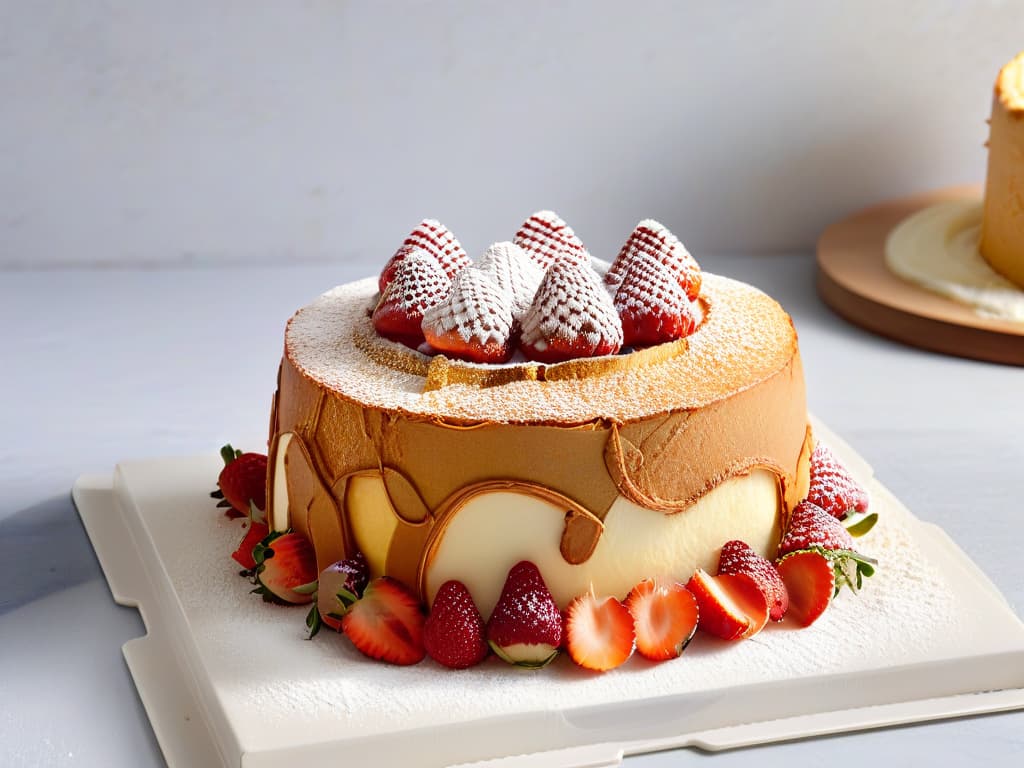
[424,580,489,669]
[251,531,318,605]
[372,251,451,348]
[807,442,870,520]
[514,210,589,271]
[212,444,267,519]
[379,219,469,293]
[487,561,563,668]
[717,540,789,622]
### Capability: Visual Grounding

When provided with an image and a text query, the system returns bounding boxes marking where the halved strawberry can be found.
[565,593,635,672]
[308,553,370,635]
[686,569,768,641]
[779,500,877,595]
[717,540,789,622]
[372,251,451,348]
[776,551,835,627]
[513,210,589,270]
[807,441,870,520]
[379,219,470,293]
[212,444,267,519]
[518,261,623,363]
[486,561,563,668]
[605,219,702,300]
[251,531,318,605]
[614,253,700,347]
[231,519,269,571]
[341,577,426,666]
[625,579,699,661]
[421,267,515,363]
[424,580,489,669]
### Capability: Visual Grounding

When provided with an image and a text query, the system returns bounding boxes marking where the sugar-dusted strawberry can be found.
[779,500,878,595]
[614,252,700,347]
[308,553,370,635]
[514,210,589,270]
[212,444,267,519]
[372,250,451,348]
[251,531,318,605]
[686,569,769,641]
[341,576,426,665]
[486,561,563,668]
[625,578,699,661]
[379,219,470,293]
[776,551,835,627]
[807,441,870,520]
[717,540,789,622]
[475,241,544,321]
[421,267,515,363]
[779,500,856,556]
[231,519,270,571]
[423,580,489,669]
[518,261,623,363]
[605,219,702,300]
[565,592,635,672]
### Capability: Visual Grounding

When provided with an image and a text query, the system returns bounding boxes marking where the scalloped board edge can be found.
[72,419,1024,768]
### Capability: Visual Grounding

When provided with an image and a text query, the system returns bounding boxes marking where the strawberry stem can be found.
[220,444,242,466]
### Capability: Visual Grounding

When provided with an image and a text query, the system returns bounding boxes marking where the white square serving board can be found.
[73,421,1024,767]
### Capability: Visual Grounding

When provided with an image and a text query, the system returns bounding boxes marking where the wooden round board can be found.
[817,185,1024,366]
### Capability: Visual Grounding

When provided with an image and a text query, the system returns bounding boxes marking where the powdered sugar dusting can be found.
[606,219,702,300]
[422,268,514,347]
[514,210,589,270]
[476,242,544,320]
[285,272,797,425]
[380,219,470,292]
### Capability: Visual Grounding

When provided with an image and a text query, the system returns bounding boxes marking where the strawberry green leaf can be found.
[843,511,879,538]
[293,580,319,596]
[305,604,322,639]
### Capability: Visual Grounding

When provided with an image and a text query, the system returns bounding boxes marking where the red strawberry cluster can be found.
[220,438,879,671]
[371,213,705,364]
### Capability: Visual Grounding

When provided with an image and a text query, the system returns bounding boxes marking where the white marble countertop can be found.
[2,255,1021,767]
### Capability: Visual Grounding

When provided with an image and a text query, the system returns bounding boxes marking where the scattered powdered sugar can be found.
[421,267,514,347]
[475,241,544,320]
[285,272,796,425]
[518,260,623,354]
[514,210,589,270]
[153,462,966,749]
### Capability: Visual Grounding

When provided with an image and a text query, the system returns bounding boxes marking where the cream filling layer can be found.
[886,200,1024,323]
[423,469,781,616]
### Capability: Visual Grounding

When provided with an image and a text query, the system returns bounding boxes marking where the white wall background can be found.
[1,0,1021,269]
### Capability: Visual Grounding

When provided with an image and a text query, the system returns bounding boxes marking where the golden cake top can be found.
[284,272,799,426]
[996,50,1024,114]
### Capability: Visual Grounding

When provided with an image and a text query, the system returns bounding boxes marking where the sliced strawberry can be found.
[625,579,699,661]
[776,551,835,627]
[685,569,768,641]
[309,553,370,635]
[513,210,589,270]
[213,444,267,519]
[779,501,878,596]
[379,219,470,293]
[475,241,544,321]
[565,593,635,672]
[717,540,789,622]
[614,253,700,347]
[807,441,870,520]
[372,251,451,348]
[486,561,563,668]
[342,577,426,665]
[421,267,515,363]
[605,219,702,300]
[518,261,623,363]
[251,531,318,605]
[231,520,269,571]
[424,580,489,669]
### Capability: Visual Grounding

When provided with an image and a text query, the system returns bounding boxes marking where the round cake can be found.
[266,270,812,616]
[980,50,1024,289]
